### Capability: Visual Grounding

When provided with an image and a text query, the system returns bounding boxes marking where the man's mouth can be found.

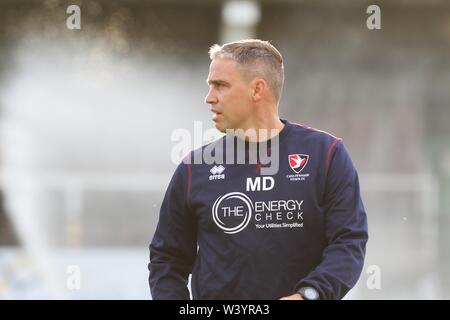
[211,109,222,120]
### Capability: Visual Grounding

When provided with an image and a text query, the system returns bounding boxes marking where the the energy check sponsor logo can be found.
[212,192,304,234]
[212,192,253,234]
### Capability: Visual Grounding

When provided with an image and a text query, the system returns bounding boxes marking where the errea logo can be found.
[209,165,225,181]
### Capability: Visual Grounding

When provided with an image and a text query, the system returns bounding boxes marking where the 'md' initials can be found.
[246,177,274,192]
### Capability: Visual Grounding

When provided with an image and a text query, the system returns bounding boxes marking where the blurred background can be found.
[0,0,449,299]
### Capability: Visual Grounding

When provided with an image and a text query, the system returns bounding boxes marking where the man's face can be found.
[205,58,253,133]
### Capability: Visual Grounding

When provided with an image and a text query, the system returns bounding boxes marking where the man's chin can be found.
[216,127,227,134]
[213,122,227,133]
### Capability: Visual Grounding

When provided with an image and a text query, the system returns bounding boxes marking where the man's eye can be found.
[209,82,226,89]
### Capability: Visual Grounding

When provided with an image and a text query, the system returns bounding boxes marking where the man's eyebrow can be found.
[207,79,228,85]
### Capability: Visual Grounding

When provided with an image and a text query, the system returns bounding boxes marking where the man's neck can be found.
[234,114,285,143]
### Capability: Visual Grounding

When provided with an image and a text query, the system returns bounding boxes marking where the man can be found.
[149,39,368,300]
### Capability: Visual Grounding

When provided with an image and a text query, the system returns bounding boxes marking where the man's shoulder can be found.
[288,121,342,144]
[180,135,227,165]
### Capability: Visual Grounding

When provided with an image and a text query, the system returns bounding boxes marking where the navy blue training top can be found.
[149,119,368,300]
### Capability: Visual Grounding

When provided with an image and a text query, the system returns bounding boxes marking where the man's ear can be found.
[252,78,267,102]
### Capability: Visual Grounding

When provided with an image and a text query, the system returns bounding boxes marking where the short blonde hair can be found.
[209,39,284,103]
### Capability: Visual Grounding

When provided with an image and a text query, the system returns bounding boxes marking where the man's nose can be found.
[205,89,218,105]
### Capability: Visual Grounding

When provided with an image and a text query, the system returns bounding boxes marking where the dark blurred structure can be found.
[0,192,19,245]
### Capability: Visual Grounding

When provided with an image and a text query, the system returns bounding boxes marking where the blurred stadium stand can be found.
[0,0,449,299]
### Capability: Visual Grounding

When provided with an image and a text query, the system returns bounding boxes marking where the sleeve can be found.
[148,160,198,300]
[294,140,369,299]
